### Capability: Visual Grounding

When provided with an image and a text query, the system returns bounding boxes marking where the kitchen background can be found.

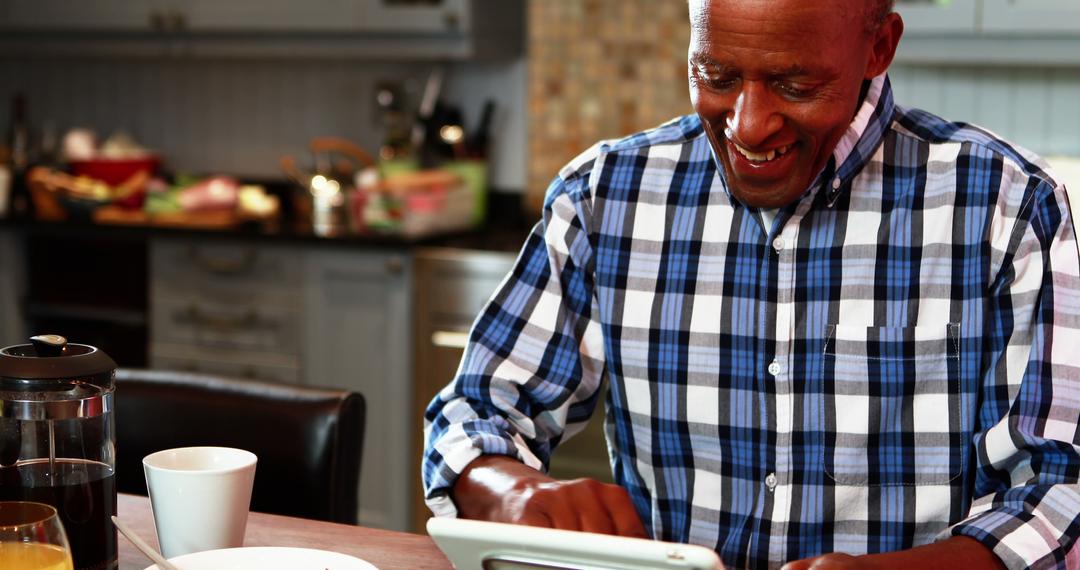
[1,0,1079,537]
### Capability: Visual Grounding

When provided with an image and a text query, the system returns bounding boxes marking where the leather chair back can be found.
[113,368,365,524]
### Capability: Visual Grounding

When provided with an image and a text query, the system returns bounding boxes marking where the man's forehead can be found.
[688,0,869,26]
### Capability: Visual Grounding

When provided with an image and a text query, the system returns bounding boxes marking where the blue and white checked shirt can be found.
[423,75,1080,569]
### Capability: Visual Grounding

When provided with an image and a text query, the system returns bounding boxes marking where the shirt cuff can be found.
[949,507,1063,569]
[424,428,546,519]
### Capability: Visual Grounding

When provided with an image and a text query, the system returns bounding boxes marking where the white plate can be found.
[142,546,379,570]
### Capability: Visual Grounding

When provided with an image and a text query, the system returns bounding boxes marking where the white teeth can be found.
[732,142,791,163]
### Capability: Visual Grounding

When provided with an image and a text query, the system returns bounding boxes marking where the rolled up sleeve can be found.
[949,183,1080,569]
[422,166,607,518]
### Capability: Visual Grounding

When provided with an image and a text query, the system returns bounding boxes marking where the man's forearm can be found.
[450,454,648,536]
[451,455,554,520]
[862,536,1005,570]
[782,536,1006,569]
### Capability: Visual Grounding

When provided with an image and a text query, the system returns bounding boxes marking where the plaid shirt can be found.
[423,75,1080,569]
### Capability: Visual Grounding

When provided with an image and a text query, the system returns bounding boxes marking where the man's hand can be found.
[780,536,1006,570]
[450,455,647,538]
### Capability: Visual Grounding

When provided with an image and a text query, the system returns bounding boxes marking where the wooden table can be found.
[116,494,452,569]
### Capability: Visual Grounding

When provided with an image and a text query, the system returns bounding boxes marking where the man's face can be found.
[689,0,887,208]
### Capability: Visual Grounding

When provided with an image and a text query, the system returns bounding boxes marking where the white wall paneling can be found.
[889,65,1080,157]
[0,56,527,190]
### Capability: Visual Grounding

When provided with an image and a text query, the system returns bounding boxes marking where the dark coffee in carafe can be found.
[0,336,118,570]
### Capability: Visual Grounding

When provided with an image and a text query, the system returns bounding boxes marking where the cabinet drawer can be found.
[419,251,515,318]
[151,240,302,293]
[151,297,299,354]
[150,343,300,384]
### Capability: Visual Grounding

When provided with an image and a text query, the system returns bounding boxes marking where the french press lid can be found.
[0,335,117,420]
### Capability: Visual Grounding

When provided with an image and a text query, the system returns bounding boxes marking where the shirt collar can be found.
[823,72,894,205]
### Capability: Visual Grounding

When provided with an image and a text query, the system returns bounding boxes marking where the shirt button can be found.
[772,237,785,252]
[768,361,781,376]
[765,472,777,490]
[832,177,842,190]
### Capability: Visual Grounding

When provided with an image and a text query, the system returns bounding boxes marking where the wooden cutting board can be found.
[93,206,242,229]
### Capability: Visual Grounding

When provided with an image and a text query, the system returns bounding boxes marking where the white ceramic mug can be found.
[143,446,257,559]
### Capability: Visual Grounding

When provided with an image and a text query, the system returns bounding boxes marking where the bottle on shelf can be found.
[6,93,33,218]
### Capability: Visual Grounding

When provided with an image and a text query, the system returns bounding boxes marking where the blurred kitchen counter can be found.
[0,192,536,254]
[0,191,537,533]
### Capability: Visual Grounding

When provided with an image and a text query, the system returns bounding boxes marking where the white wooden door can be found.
[304,249,413,532]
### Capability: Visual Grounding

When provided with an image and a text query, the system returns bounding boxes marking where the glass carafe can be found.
[0,335,117,570]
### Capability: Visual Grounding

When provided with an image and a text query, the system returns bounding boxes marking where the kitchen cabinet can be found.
[150,241,414,531]
[898,0,1080,35]
[0,0,162,31]
[895,0,1080,64]
[0,0,523,60]
[148,239,303,383]
[410,248,611,533]
[303,248,413,532]
[182,0,362,32]
[360,0,468,34]
[895,0,978,34]
[981,0,1080,34]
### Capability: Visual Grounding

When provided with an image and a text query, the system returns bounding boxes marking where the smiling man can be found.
[423,1,1080,568]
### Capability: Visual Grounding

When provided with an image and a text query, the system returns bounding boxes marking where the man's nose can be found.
[726,83,783,148]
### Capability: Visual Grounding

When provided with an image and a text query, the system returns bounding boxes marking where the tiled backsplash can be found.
[526,0,692,212]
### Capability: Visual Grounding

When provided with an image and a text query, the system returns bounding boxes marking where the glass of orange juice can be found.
[0,502,74,570]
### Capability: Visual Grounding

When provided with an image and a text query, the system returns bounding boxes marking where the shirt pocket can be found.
[822,323,963,486]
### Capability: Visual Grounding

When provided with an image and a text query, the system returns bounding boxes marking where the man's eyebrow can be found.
[771,64,813,77]
[691,57,826,78]
[690,56,732,72]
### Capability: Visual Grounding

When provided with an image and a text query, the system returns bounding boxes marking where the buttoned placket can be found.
[766,208,802,563]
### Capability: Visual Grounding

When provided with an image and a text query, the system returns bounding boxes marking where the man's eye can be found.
[706,77,737,90]
[775,81,814,98]
[699,71,737,90]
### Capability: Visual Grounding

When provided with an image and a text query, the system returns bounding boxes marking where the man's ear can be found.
[865,12,904,79]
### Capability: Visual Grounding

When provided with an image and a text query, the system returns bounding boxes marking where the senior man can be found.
[423,0,1080,568]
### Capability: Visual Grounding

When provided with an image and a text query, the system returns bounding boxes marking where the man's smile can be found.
[728,139,794,163]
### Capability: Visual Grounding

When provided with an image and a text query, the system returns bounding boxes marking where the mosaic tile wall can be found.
[526,0,693,212]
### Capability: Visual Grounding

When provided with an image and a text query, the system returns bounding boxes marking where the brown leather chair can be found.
[113,368,365,524]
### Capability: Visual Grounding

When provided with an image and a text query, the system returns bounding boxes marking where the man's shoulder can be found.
[891,105,1061,190]
[557,115,705,181]
[604,114,705,154]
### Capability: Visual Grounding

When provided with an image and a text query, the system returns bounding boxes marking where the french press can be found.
[0,334,118,570]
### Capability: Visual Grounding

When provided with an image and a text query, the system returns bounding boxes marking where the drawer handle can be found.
[179,306,265,333]
[431,330,469,349]
[186,246,258,275]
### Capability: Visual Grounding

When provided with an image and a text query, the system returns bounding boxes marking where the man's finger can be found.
[572,484,616,535]
[600,483,648,538]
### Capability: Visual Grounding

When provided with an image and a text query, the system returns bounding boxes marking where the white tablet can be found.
[427,517,725,570]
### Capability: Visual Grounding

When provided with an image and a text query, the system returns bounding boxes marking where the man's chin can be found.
[729,184,803,209]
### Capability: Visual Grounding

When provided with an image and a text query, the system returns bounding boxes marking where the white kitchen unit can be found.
[895,0,979,34]
[0,0,163,31]
[149,239,414,531]
[894,0,1080,65]
[0,0,455,33]
[181,0,363,32]
[359,0,468,33]
[149,239,304,383]
[0,0,523,60]
[303,248,413,532]
[982,0,1080,34]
